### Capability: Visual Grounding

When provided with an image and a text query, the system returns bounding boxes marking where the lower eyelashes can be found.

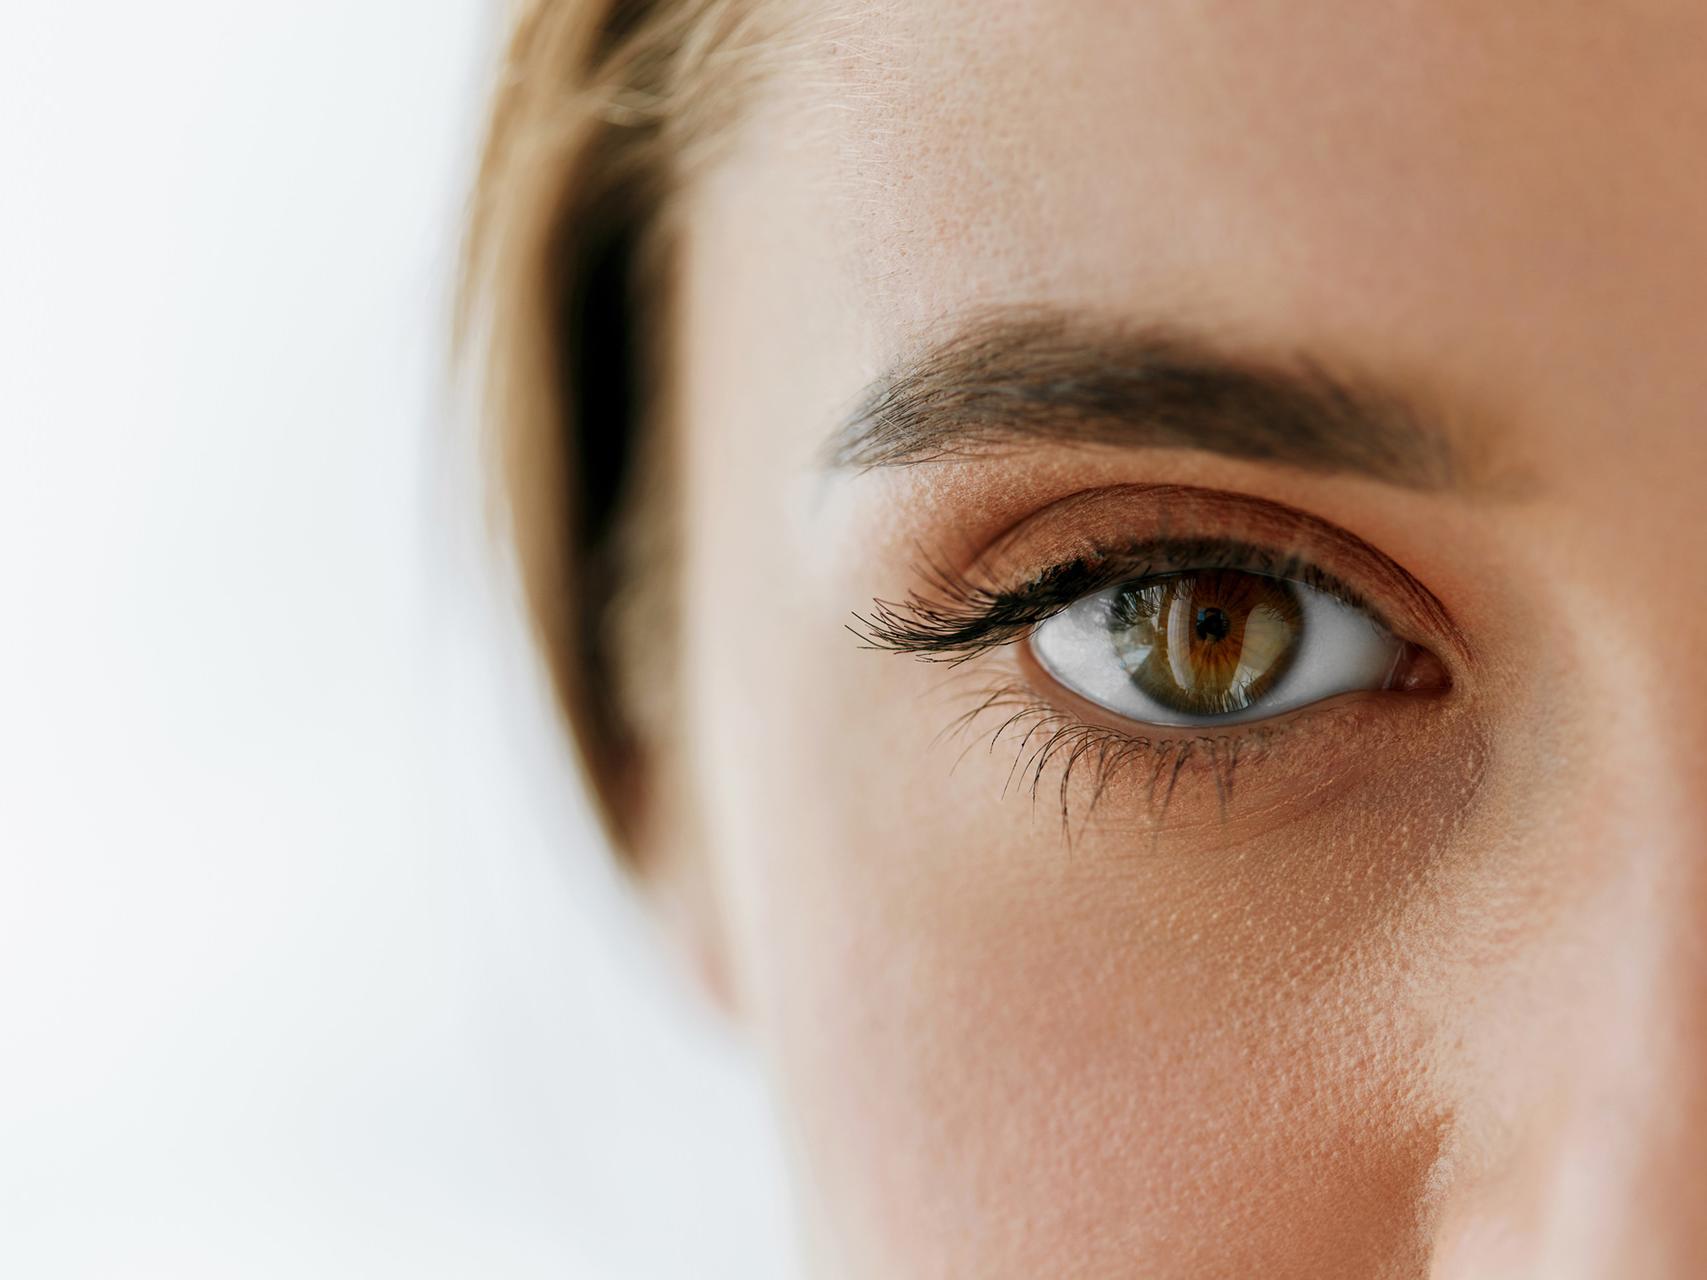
[932,668,1271,827]
[932,662,1449,837]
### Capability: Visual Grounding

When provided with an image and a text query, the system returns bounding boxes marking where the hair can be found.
[463,0,782,856]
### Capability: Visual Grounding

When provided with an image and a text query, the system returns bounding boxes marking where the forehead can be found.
[699,0,1707,438]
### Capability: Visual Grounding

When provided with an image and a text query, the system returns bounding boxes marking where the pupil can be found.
[1194,606,1232,643]
[1101,570,1304,718]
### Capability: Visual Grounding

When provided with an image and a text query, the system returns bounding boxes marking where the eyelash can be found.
[854,537,1399,830]
[855,536,1380,662]
[930,672,1304,835]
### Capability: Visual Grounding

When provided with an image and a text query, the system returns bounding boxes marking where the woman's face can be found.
[659,2,1707,1273]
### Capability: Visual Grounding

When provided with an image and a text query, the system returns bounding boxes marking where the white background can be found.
[0,5,791,1276]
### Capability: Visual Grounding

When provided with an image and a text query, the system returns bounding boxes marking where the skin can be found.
[636,1,1707,1274]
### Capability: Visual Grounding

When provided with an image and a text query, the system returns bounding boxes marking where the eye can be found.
[1030,568,1423,727]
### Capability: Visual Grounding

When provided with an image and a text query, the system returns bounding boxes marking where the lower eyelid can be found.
[941,651,1461,835]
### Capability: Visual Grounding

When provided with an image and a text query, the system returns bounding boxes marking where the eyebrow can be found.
[826,308,1459,490]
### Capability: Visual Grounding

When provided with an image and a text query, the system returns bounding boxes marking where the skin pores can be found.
[648,2,1707,1274]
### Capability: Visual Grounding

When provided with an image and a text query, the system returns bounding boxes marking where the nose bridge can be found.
[1433,568,1707,1278]
[1432,786,1707,1278]
[1536,814,1707,1276]
[1540,592,1707,1274]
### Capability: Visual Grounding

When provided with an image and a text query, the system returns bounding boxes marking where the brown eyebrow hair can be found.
[828,309,1459,489]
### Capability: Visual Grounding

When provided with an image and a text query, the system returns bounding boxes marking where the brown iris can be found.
[1106,570,1304,715]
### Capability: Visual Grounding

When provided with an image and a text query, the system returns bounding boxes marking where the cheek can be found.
[687,540,1490,1276]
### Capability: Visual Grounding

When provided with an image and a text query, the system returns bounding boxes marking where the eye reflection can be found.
[1031,567,1419,728]
[1109,570,1303,716]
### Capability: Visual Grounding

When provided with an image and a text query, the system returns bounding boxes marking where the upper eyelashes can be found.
[855,536,1379,664]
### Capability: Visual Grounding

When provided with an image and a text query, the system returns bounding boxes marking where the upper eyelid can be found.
[963,484,1468,666]
[855,483,1469,672]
